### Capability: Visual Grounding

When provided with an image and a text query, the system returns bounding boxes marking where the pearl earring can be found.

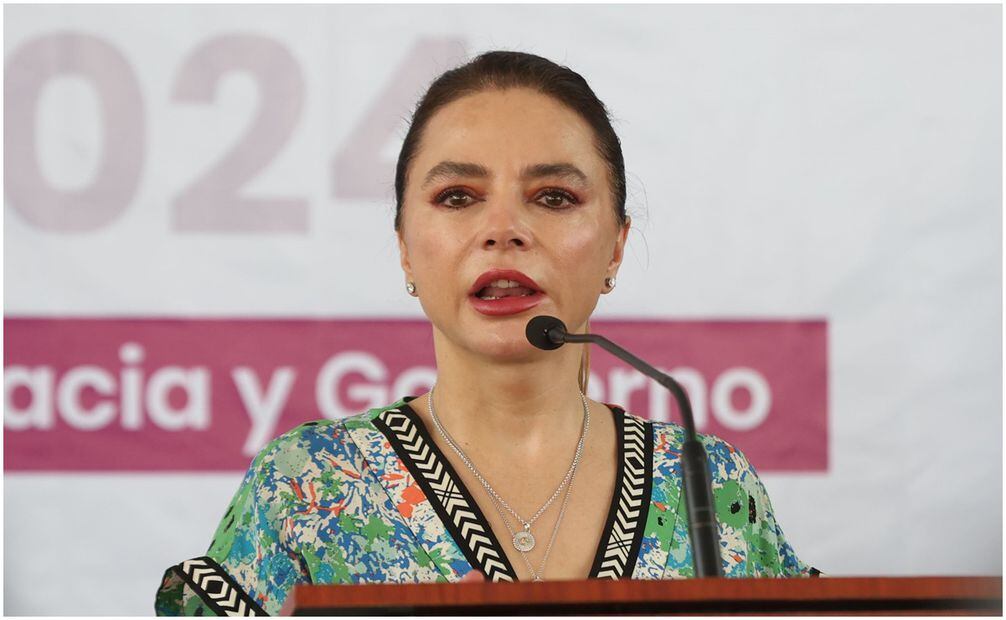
[603,276,616,292]
[406,282,417,296]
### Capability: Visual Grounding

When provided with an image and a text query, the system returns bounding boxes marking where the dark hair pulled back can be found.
[394,50,627,231]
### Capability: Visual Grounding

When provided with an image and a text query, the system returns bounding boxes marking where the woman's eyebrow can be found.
[520,163,588,185]
[422,161,490,188]
[421,161,588,188]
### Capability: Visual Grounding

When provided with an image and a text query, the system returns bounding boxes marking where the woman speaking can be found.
[155,50,816,616]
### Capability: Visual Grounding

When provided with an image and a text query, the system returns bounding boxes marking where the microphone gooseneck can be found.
[525,315,723,578]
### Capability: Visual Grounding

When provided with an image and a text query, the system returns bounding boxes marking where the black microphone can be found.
[525,315,723,578]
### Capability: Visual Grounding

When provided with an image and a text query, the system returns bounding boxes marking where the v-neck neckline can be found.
[369,396,654,581]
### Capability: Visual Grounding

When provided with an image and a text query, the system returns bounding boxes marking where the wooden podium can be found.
[280,576,1002,615]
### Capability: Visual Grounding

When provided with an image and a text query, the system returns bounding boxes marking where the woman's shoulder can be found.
[242,400,409,480]
[154,401,416,615]
[617,406,759,481]
[619,407,816,576]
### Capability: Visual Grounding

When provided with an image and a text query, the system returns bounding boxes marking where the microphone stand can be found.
[550,323,723,578]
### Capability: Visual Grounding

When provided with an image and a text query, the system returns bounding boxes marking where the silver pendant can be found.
[513,529,535,552]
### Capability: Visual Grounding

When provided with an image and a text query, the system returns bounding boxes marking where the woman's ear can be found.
[397,230,414,283]
[608,216,631,273]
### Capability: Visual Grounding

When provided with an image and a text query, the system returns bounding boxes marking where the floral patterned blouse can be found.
[155,398,817,616]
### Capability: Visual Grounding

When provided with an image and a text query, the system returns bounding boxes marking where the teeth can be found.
[476,278,537,301]
[478,292,533,300]
[488,279,521,289]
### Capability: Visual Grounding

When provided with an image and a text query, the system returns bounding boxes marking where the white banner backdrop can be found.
[3,4,1001,615]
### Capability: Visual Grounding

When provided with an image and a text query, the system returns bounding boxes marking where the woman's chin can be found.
[460,324,547,363]
[434,307,566,362]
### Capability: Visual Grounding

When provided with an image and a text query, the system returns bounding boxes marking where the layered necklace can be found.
[427,385,590,581]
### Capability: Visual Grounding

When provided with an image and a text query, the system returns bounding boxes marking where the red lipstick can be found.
[468,269,545,317]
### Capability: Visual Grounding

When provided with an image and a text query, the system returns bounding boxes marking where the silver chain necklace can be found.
[427,385,590,557]
[483,444,580,581]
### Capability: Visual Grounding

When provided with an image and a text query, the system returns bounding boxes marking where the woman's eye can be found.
[434,188,577,209]
[434,189,475,209]
[537,189,578,210]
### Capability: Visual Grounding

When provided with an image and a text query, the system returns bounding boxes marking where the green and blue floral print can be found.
[155,398,816,616]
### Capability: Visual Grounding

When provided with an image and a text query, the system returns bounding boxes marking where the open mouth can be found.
[474,279,539,300]
[468,270,545,316]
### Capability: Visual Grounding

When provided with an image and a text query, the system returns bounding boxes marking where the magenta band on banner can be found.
[3,318,827,472]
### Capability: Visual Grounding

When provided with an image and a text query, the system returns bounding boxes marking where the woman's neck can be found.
[421,329,589,462]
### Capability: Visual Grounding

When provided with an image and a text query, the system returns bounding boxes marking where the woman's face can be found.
[398,87,629,361]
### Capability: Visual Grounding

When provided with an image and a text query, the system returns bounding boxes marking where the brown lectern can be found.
[280,576,1001,615]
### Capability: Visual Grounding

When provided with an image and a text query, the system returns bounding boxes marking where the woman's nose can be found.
[481,200,531,250]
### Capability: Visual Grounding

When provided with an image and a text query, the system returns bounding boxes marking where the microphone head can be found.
[525,315,567,350]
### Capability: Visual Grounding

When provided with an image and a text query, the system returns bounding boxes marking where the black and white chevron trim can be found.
[591,412,654,579]
[374,408,518,583]
[173,555,266,616]
[381,402,653,582]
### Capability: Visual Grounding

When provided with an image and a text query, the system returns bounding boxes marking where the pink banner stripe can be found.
[4,318,827,472]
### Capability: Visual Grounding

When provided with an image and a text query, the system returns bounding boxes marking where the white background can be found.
[3,4,1002,615]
